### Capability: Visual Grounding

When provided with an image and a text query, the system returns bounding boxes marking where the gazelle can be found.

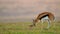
[30,12,55,29]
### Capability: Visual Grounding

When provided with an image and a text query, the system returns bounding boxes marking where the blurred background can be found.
[0,0,60,22]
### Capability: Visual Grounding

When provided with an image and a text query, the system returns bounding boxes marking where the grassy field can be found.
[0,21,60,34]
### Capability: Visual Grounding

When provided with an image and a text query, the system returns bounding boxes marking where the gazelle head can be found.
[32,19,36,26]
[29,19,38,27]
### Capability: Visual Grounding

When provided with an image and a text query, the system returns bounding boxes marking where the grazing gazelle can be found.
[30,12,55,28]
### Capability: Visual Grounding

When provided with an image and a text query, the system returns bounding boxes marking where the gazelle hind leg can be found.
[53,18,56,28]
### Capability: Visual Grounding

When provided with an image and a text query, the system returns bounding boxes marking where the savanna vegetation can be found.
[0,21,60,34]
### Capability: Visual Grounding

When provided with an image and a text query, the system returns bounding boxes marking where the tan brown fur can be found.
[30,12,55,27]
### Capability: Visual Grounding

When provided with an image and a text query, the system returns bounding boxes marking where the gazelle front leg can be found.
[47,19,51,29]
[40,19,44,31]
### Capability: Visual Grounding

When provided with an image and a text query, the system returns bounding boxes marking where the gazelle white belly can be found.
[41,16,49,20]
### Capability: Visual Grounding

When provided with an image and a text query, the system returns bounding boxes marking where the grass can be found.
[0,21,60,34]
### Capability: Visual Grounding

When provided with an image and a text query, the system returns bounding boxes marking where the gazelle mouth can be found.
[29,24,36,27]
[29,25,33,27]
